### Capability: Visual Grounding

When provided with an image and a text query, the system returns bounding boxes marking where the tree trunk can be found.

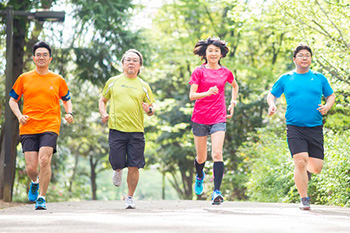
[90,155,97,200]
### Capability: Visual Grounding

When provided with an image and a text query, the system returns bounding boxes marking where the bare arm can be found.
[267,92,278,116]
[227,79,239,118]
[317,93,336,115]
[189,84,218,101]
[62,99,74,124]
[9,97,28,125]
[99,96,109,123]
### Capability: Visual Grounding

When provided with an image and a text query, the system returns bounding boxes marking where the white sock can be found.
[38,195,45,200]
[32,177,39,184]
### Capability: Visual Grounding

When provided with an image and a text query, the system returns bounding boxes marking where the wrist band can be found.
[67,112,74,116]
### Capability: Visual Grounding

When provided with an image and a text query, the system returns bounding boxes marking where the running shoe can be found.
[125,196,136,209]
[211,189,224,205]
[35,197,47,210]
[112,170,122,187]
[299,197,311,210]
[194,171,205,195]
[28,182,39,202]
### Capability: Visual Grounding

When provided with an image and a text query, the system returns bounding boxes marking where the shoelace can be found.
[31,184,38,193]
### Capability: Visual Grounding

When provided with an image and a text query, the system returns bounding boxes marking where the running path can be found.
[0,201,349,232]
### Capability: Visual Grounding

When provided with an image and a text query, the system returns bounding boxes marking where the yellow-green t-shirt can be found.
[102,74,154,132]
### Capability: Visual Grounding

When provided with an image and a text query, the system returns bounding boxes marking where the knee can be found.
[294,158,307,170]
[196,157,206,164]
[26,165,37,174]
[312,166,323,174]
[212,150,223,161]
[39,156,51,168]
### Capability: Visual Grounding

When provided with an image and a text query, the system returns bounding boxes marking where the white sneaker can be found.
[112,170,122,187]
[125,196,136,209]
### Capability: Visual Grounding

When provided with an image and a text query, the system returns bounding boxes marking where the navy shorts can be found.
[192,122,226,137]
[108,129,145,170]
[286,125,324,160]
[20,132,58,154]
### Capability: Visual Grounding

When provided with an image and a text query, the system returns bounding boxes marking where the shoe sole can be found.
[126,205,136,209]
[299,206,311,210]
[212,195,224,205]
[35,206,47,210]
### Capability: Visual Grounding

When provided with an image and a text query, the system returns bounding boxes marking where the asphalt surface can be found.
[0,200,350,233]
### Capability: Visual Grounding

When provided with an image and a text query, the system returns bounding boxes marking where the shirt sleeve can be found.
[143,83,155,105]
[102,78,113,100]
[9,75,24,100]
[189,67,201,85]
[270,75,285,98]
[321,74,334,97]
[59,77,71,101]
[226,69,234,84]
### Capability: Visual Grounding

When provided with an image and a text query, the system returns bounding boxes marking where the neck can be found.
[295,67,309,74]
[124,71,138,79]
[36,67,50,75]
[205,62,220,70]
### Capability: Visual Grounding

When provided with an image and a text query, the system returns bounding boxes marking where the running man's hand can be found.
[18,115,29,125]
[268,104,277,116]
[317,104,331,115]
[226,103,235,118]
[65,113,74,124]
[101,113,109,123]
[207,86,219,96]
[142,102,150,113]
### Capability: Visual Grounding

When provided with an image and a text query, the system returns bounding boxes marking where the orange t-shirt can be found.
[10,70,70,135]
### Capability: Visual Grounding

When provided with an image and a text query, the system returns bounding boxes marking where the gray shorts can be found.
[192,122,226,137]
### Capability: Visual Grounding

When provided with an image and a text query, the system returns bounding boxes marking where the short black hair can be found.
[193,37,229,64]
[293,43,312,58]
[32,41,52,57]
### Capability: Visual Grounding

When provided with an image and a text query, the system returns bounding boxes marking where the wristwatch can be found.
[148,107,153,114]
[231,100,237,106]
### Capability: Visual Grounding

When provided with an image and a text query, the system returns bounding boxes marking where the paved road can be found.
[0,200,349,233]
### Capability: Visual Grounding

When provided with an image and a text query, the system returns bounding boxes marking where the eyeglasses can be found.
[125,58,139,64]
[35,53,49,58]
[296,54,311,58]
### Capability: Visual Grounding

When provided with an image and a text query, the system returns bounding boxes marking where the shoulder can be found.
[19,70,35,79]
[106,74,124,84]
[192,65,205,73]
[278,71,294,81]
[137,77,149,86]
[310,70,326,79]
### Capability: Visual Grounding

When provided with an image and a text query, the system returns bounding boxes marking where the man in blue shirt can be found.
[267,44,336,210]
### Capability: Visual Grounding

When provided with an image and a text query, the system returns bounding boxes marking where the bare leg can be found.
[210,131,225,162]
[127,167,139,197]
[293,152,309,198]
[307,157,323,174]
[194,136,208,164]
[38,147,53,196]
[25,152,39,181]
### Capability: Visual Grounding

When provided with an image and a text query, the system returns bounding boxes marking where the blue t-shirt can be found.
[270,70,333,127]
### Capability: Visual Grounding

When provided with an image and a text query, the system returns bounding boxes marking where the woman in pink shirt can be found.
[189,37,239,205]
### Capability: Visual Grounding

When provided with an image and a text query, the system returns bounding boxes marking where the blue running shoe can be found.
[211,189,224,205]
[28,182,39,202]
[35,197,47,210]
[194,172,205,195]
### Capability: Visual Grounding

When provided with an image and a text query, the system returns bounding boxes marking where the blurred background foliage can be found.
[1,0,349,206]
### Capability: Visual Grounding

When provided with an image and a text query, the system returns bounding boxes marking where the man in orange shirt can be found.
[9,41,73,210]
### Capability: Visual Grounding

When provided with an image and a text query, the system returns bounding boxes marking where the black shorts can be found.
[20,132,58,154]
[108,129,145,170]
[286,125,324,159]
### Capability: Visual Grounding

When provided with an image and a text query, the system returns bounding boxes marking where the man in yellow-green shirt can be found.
[99,49,155,209]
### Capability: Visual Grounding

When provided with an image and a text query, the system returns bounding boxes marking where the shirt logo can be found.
[50,86,54,90]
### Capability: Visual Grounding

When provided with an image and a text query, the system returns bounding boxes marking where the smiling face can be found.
[293,49,312,71]
[33,47,52,69]
[205,44,221,65]
[122,52,141,76]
